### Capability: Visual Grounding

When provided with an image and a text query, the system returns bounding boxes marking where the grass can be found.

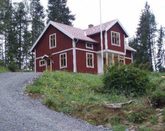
[26,71,165,130]
[0,66,8,73]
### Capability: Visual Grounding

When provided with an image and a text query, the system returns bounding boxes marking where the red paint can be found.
[35,25,72,58]
[76,50,97,74]
[33,22,134,73]
[126,50,131,58]
[125,59,132,64]
[107,23,125,53]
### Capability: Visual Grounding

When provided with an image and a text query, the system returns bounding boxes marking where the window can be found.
[86,42,93,49]
[39,59,46,67]
[86,53,94,68]
[111,31,120,46]
[119,55,125,64]
[60,53,67,68]
[49,33,56,48]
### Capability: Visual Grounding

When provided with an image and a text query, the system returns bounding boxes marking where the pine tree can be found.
[30,0,45,44]
[47,0,75,25]
[156,26,164,71]
[133,2,157,70]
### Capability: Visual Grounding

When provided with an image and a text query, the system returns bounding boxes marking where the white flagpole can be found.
[99,0,104,73]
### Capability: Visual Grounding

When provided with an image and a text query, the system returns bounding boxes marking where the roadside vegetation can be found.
[0,66,8,73]
[26,65,165,130]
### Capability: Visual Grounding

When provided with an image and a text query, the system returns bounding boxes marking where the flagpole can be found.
[99,0,104,73]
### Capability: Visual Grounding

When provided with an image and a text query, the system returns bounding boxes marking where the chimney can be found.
[88,24,94,28]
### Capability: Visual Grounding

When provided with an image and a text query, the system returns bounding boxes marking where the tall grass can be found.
[26,71,128,113]
[0,66,8,73]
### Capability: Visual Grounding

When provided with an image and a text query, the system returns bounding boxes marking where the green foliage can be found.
[139,126,152,131]
[112,124,127,131]
[163,108,165,122]
[7,61,18,72]
[129,2,157,71]
[103,65,150,97]
[150,90,165,108]
[47,0,75,25]
[149,115,158,125]
[109,116,122,125]
[156,26,165,71]
[0,66,8,73]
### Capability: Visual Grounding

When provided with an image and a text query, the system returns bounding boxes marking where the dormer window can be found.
[49,33,56,49]
[111,31,120,46]
[86,42,93,49]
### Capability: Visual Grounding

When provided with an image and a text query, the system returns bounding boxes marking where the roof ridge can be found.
[83,19,117,31]
[51,21,84,31]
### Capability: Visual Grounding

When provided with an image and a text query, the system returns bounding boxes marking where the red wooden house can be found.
[30,19,136,73]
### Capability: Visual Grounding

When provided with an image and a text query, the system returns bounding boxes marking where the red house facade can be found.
[30,19,136,74]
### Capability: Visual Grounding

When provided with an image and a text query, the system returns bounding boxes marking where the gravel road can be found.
[0,72,110,131]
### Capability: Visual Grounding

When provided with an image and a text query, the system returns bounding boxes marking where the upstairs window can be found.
[111,31,120,46]
[86,53,94,68]
[86,42,93,49]
[60,53,67,69]
[49,33,56,48]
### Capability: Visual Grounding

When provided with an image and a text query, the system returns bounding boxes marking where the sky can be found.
[14,0,165,38]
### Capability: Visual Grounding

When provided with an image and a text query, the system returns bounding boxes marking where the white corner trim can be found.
[125,56,132,60]
[49,33,57,49]
[52,48,73,56]
[105,31,108,50]
[86,52,94,68]
[60,52,67,69]
[76,48,96,53]
[111,31,121,47]
[72,40,77,72]
[34,49,37,72]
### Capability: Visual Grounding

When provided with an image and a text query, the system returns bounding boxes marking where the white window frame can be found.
[111,31,120,46]
[86,53,94,68]
[86,42,93,49]
[49,33,56,49]
[60,52,67,69]
[118,55,125,64]
[39,59,46,67]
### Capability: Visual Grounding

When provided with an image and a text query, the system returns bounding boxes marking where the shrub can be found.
[8,62,18,72]
[150,90,165,108]
[103,65,150,97]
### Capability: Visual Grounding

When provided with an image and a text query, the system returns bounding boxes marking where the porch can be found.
[97,51,125,73]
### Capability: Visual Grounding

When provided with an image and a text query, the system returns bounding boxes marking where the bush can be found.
[8,62,18,72]
[150,90,165,108]
[103,65,150,97]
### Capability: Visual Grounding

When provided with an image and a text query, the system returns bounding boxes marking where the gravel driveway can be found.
[0,72,110,131]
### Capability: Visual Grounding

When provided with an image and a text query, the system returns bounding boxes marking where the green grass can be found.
[26,71,165,129]
[27,71,128,113]
[0,66,8,73]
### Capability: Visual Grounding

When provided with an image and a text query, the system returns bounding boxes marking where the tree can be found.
[47,0,75,25]
[132,2,157,71]
[156,26,165,71]
[30,0,45,44]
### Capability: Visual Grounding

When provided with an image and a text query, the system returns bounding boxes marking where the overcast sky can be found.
[14,0,165,38]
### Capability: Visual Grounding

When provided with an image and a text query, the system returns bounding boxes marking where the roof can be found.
[30,21,97,52]
[125,45,136,52]
[30,19,129,52]
[84,19,129,37]
[51,21,97,43]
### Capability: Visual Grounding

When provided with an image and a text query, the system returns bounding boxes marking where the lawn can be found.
[26,71,165,130]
